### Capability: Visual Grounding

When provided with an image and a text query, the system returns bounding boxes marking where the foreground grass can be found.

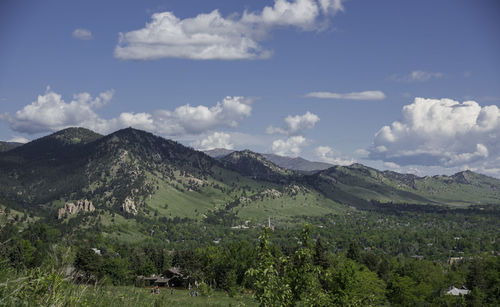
[1,277,257,307]
[77,287,257,307]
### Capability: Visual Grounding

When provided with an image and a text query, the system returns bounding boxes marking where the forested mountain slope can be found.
[1,127,499,228]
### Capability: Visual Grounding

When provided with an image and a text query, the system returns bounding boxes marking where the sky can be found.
[1,0,500,177]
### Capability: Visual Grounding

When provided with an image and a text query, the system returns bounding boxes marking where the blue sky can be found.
[1,0,500,176]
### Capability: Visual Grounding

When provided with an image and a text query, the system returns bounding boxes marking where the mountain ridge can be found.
[1,127,499,229]
[204,148,333,172]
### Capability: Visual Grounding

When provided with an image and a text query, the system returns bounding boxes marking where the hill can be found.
[220,150,294,182]
[204,148,333,172]
[308,164,500,208]
[262,153,333,172]
[0,141,23,152]
[1,127,500,244]
[204,148,235,159]
[0,128,345,232]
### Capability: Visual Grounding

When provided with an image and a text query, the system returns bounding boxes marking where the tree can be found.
[286,225,330,305]
[246,228,292,307]
[102,257,131,285]
[387,274,423,306]
[346,241,361,262]
[314,237,330,269]
[325,256,386,306]
[74,247,103,282]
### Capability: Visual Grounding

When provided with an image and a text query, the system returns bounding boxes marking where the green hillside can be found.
[309,163,500,209]
[1,127,500,244]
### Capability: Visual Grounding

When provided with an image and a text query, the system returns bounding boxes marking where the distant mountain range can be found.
[1,127,499,236]
[204,148,333,172]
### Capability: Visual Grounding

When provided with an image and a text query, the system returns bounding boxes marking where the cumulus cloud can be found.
[305,90,386,100]
[271,136,307,156]
[369,97,500,170]
[383,161,400,170]
[191,132,234,150]
[315,145,354,165]
[390,70,444,82]
[0,88,114,134]
[267,111,319,135]
[318,0,344,14]
[115,0,344,60]
[1,88,253,137]
[72,28,93,40]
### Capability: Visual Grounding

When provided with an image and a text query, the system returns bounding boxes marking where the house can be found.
[446,286,470,296]
[448,257,463,265]
[153,277,169,287]
[137,267,190,288]
[162,267,190,287]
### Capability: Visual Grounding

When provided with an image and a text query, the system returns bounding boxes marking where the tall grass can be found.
[0,257,254,306]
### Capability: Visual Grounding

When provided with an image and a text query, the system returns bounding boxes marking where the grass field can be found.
[78,287,257,307]
[236,189,347,221]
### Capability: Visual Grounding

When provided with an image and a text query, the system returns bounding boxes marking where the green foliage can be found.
[325,256,386,306]
[1,125,500,307]
[246,228,292,306]
[198,281,213,297]
[0,265,80,307]
[102,257,131,286]
[75,247,103,282]
[313,237,329,269]
[285,225,328,305]
[466,255,500,306]
[387,274,423,305]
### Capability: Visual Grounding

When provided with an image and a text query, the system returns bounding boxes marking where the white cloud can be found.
[242,0,320,29]
[114,0,344,60]
[369,97,500,170]
[191,132,234,150]
[8,137,29,144]
[271,136,307,156]
[226,132,275,148]
[267,111,319,135]
[390,70,444,82]
[153,96,253,135]
[305,90,386,100]
[315,145,354,165]
[410,70,444,82]
[1,88,253,137]
[72,28,93,40]
[383,161,400,170]
[354,148,369,158]
[0,88,114,134]
[318,0,344,14]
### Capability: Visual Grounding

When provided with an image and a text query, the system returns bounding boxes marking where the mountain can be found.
[262,153,333,172]
[0,141,23,152]
[204,148,235,159]
[220,150,294,183]
[204,148,333,172]
[1,127,500,244]
[0,128,337,224]
[308,163,500,208]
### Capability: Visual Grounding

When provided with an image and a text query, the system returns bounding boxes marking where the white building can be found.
[446,286,469,296]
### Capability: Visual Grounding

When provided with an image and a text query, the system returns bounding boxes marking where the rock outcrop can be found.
[58,199,95,219]
[122,197,138,215]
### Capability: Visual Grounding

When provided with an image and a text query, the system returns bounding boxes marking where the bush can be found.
[198,281,212,297]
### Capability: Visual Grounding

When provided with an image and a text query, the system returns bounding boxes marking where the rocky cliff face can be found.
[57,199,95,219]
[122,197,138,215]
